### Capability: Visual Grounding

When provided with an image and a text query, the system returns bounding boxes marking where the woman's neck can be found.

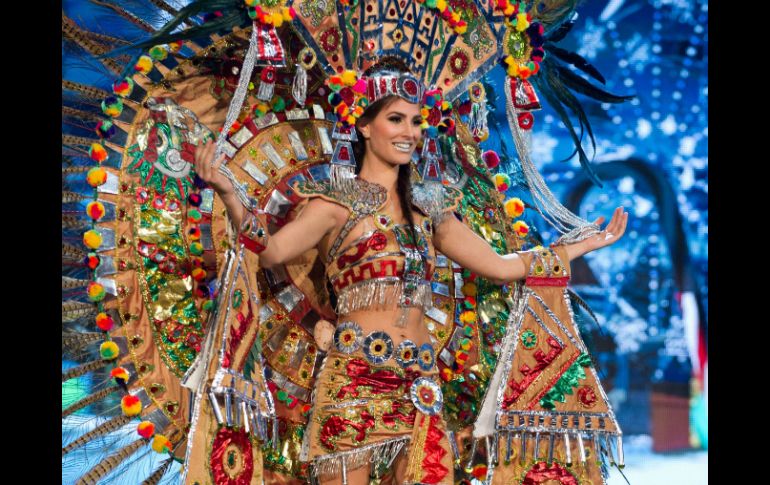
[358,155,399,199]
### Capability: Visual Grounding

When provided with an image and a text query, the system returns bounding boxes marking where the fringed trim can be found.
[336,279,432,315]
[411,183,463,228]
[309,436,410,480]
[329,165,358,198]
[491,430,624,469]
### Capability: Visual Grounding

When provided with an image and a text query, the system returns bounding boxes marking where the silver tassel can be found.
[533,432,541,461]
[504,432,513,463]
[241,401,249,433]
[272,417,280,450]
[341,456,348,485]
[547,433,555,464]
[504,76,600,244]
[209,391,224,424]
[291,64,307,106]
[224,391,233,426]
[468,82,489,142]
[564,433,572,467]
[447,430,461,464]
[465,438,477,471]
[617,435,625,468]
[257,66,276,102]
[520,433,527,464]
[577,433,586,464]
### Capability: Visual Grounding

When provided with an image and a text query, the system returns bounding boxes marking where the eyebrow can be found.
[386,111,422,119]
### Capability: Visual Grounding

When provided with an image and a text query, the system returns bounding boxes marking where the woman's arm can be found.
[433,207,628,284]
[193,140,344,266]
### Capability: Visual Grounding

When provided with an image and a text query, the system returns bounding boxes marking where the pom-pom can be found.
[85,252,101,270]
[188,226,201,240]
[494,173,511,192]
[83,230,103,249]
[353,79,367,94]
[270,12,284,27]
[192,267,207,281]
[112,78,134,97]
[86,167,108,187]
[89,143,108,163]
[202,300,214,311]
[513,220,529,236]
[86,201,106,221]
[441,367,453,382]
[168,40,183,53]
[96,119,116,139]
[137,421,155,439]
[341,70,357,86]
[134,55,153,74]
[95,312,114,331]
[110,366,130,382]
[88,281,106,302]
[190,242,203,255]
[188,193,202,207]
[244,0,259,6]
[472,464,488,480]
[195,284,210,299]
[482,150,500,169]
[459,310,477,324]
[271,96,286,113]
[151,434,172,453]
[504,198,525,218]
[101,96,124,118]
[99,340,119,360]
[187,209,202,223]
[121,394,142,416]
[461,282,477,297]
[149,45,168,61]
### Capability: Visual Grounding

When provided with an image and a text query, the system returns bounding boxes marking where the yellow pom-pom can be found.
[504,5,515,16]
[83,230,103,249]
[494,173,511,192]
[459,310,477,324]
[151,434,173,453]
[134,55,153,74]
[346,115,357,125]
[271,12,284,27]
[455,24,468,34]
[341,70,357,86]
[461,282,477,297]
[86,167,108,187]
[513,220,530,236]
[504,198,525,218]
[437,0,447,11]
[451,12,461,23]
[100,340,119,360]
[281,7,294,21]
[121,394,142,416]
[516,13,530,31]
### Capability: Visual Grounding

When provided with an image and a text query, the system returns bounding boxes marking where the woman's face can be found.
[358,97,423,167]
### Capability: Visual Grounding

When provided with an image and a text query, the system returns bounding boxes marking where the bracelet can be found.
[238,210,269,254]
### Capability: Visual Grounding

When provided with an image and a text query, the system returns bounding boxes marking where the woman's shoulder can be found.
[410,182,463,221]
[293,177,388,215]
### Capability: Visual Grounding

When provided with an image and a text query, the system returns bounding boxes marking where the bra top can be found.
[293,177,462,314]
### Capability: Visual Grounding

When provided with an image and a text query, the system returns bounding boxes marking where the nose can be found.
[404,120,420,142]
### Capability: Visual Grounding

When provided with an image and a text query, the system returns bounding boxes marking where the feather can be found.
[62,106,104,123]
[62,276,91,289]
[530,0,579,32]
[63,330,105,353]
[62,16,124,75]
[546,18,576,43]
[62,414,133,455]
[75,438,146,484]
[63,301,98,322]
[567,288,601,327]
[141,458,175,485]
[62,80,112,101]
[62,215,91,230]
[62,359,109,382]
[62,386,120,418]
[62,166,93,174]
[63,243,87,262]
[555,65,635,104]
[546,45,606,84]
[88,0,156,33]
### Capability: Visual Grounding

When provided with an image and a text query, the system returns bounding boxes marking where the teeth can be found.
[393,142,412,152]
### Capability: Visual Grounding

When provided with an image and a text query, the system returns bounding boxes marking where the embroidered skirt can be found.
[301,326,454,484]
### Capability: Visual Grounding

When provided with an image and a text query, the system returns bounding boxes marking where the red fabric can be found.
[336,358,413,399]
[521,461,578,485]
[503,338,563,408]
[526,276,570,287]
[209,427,254,485]
[420,414,449,484]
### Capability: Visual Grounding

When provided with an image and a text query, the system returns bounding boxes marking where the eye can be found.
[388,116,402,123]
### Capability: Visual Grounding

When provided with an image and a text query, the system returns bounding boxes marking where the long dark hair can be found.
[352,95,419,237]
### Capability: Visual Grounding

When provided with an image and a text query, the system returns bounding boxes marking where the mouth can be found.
[393,142,413,153]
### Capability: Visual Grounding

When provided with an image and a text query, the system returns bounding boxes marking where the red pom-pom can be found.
[137,421,155,439]
[482,150,500,169]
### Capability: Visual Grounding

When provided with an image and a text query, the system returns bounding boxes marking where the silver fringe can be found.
[329,164,357,196]
[504,79,600,244]
[335,279,432,316]
[292,64,308,106]
[309,437,409,479]
[410,181,447,226]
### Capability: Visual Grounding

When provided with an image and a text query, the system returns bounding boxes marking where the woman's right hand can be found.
[193,139,235,197]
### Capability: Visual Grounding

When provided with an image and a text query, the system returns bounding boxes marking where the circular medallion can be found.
[417,343,435,371]
[333,321,363,354]
[521,329,537,350]
[448,48,470,78]
[397,74,422,104]
[578,385,598,408]
[363,331,394,364]
[395,340,418,368]
[210,427,254,485]
[320,28,341,54]
[410,377,443,416]
[374,213,394,231]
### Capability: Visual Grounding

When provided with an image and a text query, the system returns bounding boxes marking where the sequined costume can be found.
[61,1,631,484]
[289,178,463,483]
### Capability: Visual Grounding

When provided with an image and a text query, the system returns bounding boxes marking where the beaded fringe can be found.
[310,436,410,481]
[336,280,432,315]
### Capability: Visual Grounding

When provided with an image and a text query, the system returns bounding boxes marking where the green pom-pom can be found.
[271,96,286,113]
[426,0,437,7]
[190,242,204,255]
[203,300,214,311]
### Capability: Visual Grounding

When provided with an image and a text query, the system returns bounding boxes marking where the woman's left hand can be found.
[561,207,628,260]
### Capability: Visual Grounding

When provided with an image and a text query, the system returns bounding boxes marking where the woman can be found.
[194,71,628,484]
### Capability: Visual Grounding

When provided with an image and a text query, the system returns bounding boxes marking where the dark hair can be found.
[352,96,419,242]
